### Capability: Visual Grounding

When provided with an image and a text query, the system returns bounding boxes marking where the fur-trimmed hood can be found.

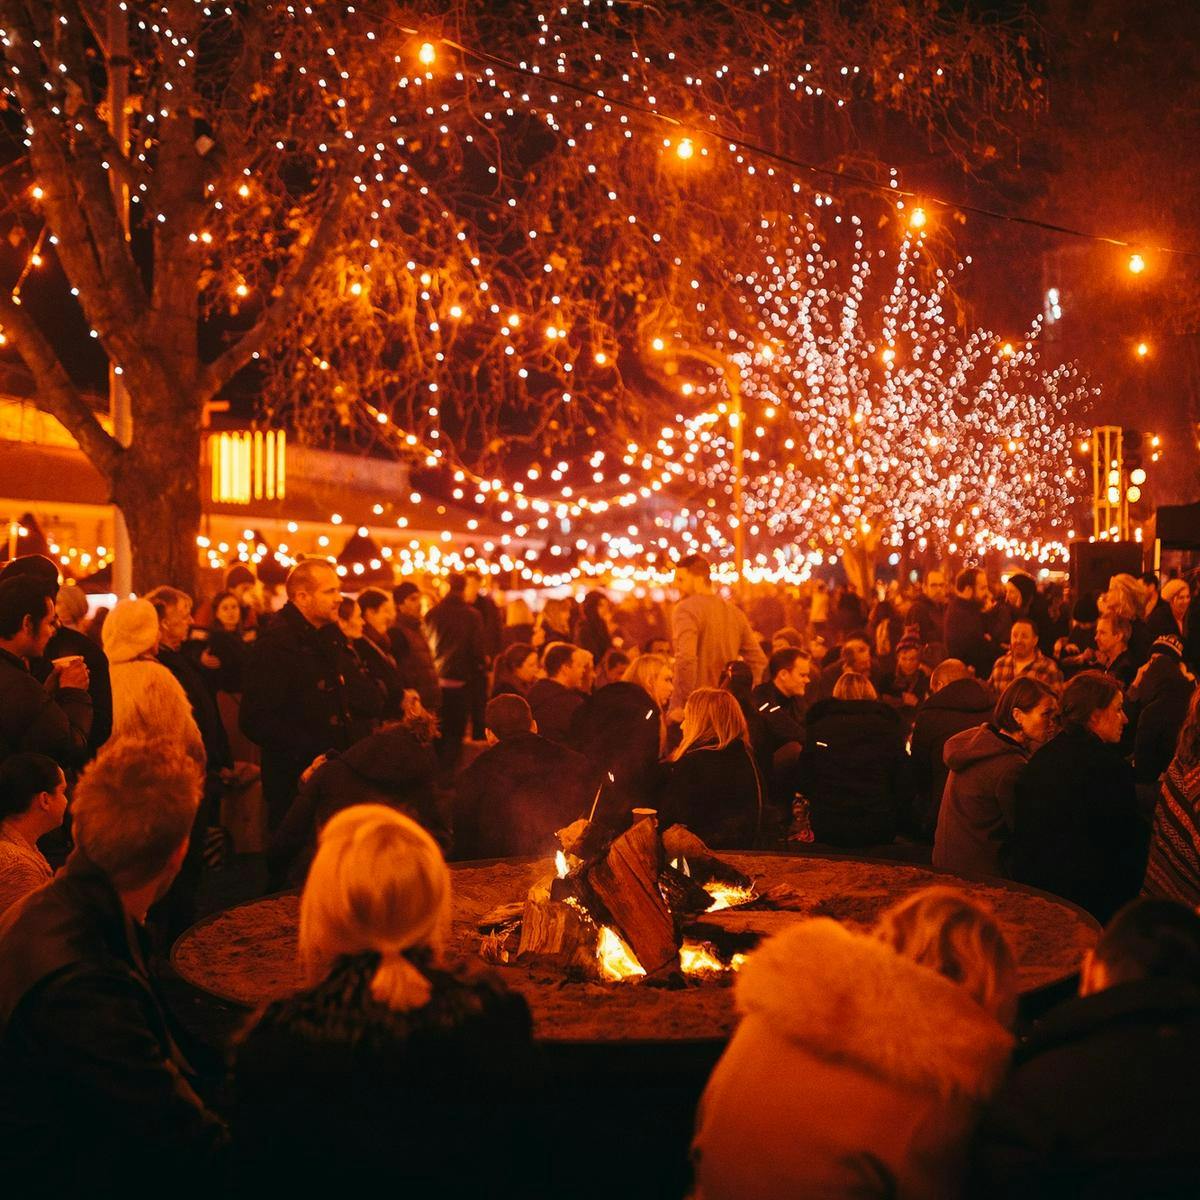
[735,918,1013,1101]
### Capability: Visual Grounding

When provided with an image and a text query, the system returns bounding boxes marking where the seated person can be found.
[0,752,67,916]
[750,647,813,824]
[880,637,931,725]
[526,641,592,744]
[977,898,1200,1198]
[694,887,1015,1199]
[233,805,535,1189]
[661,688,763,849]
[0,737,226,1184]
[451,695,591,859]
[814,632,879,700]
[987,618,1063,697]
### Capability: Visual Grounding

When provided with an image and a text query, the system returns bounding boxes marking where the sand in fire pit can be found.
[173,853,1098,1043]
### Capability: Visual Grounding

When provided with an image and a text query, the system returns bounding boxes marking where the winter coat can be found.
[240,603,375,822]
[670,592,767,710]
[908,594,947,648]
[1010,726,1147,922]
[0,853,227,1184]
[944,595,998,680]
[232,951,535,1190]
[910,679,998,837]
[424,592,485,684]
[1125,654,1195,784]
[976,978,1200,1199]
[693,919,1013,1200]
[451,731,592,860]
[159,643,231,775]
[933,724,1028,878]
[34,624,112,756]
[108,659,205,770]
[193,625,248,695]
[0,646,92,769]
[357,628,407,719]
[268,724,439,882]
[1143,755,1200,908]
[527,676,587,745]
[801,698,913,847]
[389,613,440,711]
[661,740,763,849]
[1146,598,1186,642]
[569,681,666,819]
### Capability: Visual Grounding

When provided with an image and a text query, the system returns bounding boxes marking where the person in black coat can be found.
[944,567,999,680]
[910,660,998,838]
[801,671,912,847]
[451,694,592,859]
[0,738,226,1186]
[661,687,762,848]
[0,555,110,758]
[976,898,1200,1198]
[241,561,376,827]
[750,647,813,827]
[1126,635,1196,788]
[424,573,486,773]
[390,581,441,712]
[233,804,534,1191]
[527,641,591,745]
[1010,671,1148,923]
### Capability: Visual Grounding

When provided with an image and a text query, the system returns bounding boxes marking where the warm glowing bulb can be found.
[652,337,665,352]
[1128,253,1146,274]
[1107,486,1121,504]
[235,282,248,297]
[594,351,608,365]
[676,138,694,160]
[30,185,43,200]
[349,281,363,296]
[1126,485,1141,503]
[908,207,927,230]
[1151,435,1161,448]
[418,41,436,66]
[448,304,463,319]
[237,183,250,198]
[1136,341,1150,358]
[1130,468,1147,486]
[1000,342,1014,357]
[881,347,896,365]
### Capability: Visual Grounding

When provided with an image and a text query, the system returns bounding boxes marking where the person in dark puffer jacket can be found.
[233,805,535,1191]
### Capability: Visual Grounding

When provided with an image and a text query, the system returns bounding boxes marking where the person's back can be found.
[977,899,1200,1199]
[662,740,762,849]
[0,738,225,1184]
[694,890,1014,1200]
[1144,688,1200,908]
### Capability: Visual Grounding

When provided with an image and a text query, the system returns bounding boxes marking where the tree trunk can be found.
[842,529,881,599]
[110,422,202,595]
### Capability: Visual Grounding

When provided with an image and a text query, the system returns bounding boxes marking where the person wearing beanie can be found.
[103,599,203,770]
[0,555,112,757]
[1126,635,1196,788]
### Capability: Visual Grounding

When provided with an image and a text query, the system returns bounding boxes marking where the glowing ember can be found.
[596,926,646,981]
[555,850,569,879]
[680,941,726,975]
[703,882,756,912]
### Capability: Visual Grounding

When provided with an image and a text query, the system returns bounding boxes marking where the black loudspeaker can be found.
[1070,540,1144,600]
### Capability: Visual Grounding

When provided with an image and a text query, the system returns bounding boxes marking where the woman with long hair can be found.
[934,676,1058,879]
[693,887,1015,1199]
[490,642,540,700]
[1144,688,1200,907]
[577,590,614,662]
[234,805,533,1186]
[355,587,406,718]
[660,687,762,848]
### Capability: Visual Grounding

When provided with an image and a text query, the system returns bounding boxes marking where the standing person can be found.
[1091,612,1139,689]
[240,560,361,827]
[0,576,92,769]
[0,555,111,757]
[465,569,502,741]
[977,899,1200,1198]
[223,561,261,630]
[661,688,763,849]
[1143,688,1200,908]
[880,637,931,725]
[0,737,227,1184]
[1146,577,1190,641]
[391,582,440,713]
[987,618,1063,696]
[577,590,615,663]
[199,589,252,696]
[424,573,486,774]
[233,805,533,1190]
[1126,635,1196,791]
[814,632,880,700]
[356,587,406,718]
[945,567,999,680]
[502,596,536,646]
[526,641,592,745]
[693,888,1015,1200]
[801,672,912,847]
[490,642,540,700]
[933,678,1058,879]
[0,753,66,916]
[910,659,996,839]
[670,555,767,716]
[908,569,949,648]
[1010,671,1147,923]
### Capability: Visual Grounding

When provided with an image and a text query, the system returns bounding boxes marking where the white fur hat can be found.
[102,597,161,665]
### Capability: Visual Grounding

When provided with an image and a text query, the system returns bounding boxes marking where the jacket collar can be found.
[735,918,1013,1099]
[0,645,30,673]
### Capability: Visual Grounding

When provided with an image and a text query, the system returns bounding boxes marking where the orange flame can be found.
[679,941,726,975]
[555,850,569,879]
[703,882,755,912]
[596,926,645,981]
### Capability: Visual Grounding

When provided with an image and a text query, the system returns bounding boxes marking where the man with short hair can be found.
[814,632,877,701]
[907,569,949,647]
[425,573,487,773]
[0,753,66,916]
[670,554,767,715]
[751,647,813,825]
[451,694,591,859]
[0,737,227,1180]
[0,576,92,769]
[978,899,1200,1197]
[881,637,931,717]
[390,581,440,711]
[241,560,366,825]
[944,566,998,680]
[527,641,592,744]
[988,618,1064,696]
[1094,612,1138,689]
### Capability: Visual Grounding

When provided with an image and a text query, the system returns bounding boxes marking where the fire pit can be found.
[173,831,1098,1043]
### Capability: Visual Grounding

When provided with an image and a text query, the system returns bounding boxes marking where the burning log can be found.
[516,898,599,974]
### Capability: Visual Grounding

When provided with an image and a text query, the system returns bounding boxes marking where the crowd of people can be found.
[0,545,1199,1194]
